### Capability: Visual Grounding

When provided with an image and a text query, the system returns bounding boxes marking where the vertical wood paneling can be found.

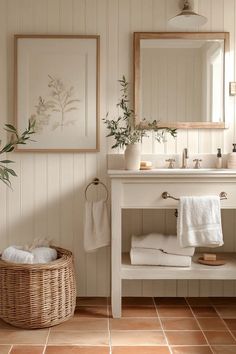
[1,0,236,297]
[33,0,48,33]
[96,0,110,297]
[47,0,60,33]
[0,0,8,250]
[107,0,119,154]
[211,0,224,153]
[224,0,235,153]
[17,0,36,246]
[6,0,22,249]
[46,0,61,249]
[198,0,213,154]
[34,154,48,238]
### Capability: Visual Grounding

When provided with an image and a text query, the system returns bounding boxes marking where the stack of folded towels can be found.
[130,233,195,267]
[1,238,57,264]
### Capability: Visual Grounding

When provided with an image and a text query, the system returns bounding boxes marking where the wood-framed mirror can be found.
[134,32,230,129]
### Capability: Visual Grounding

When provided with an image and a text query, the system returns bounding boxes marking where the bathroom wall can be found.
[0,0,236,296]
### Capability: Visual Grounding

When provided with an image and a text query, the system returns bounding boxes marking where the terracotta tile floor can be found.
[1,297,236,353]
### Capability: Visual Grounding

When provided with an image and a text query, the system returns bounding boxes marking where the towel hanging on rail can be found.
[84,200,110,252]
[177,195,223,248]
[84,178,110,252]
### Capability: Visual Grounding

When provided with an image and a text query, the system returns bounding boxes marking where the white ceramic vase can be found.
[124,143,141,170]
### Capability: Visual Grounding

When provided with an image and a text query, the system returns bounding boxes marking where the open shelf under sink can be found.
[121,252,236,280]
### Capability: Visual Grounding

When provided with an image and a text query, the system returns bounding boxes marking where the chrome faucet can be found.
[182,148,189,168]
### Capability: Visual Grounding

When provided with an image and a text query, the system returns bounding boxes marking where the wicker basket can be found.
[0,246,76,329]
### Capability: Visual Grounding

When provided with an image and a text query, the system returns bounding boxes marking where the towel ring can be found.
[85,178,108,202]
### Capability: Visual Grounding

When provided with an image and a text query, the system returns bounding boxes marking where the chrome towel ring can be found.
[85,178,109,202]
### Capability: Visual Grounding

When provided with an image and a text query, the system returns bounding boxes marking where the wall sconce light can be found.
[168,0,207,28]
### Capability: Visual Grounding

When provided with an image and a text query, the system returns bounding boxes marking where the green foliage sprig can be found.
[0,119,36,187]
[103,76,177,149]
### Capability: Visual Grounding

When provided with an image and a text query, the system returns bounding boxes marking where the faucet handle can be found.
[193,158,202,169]
[166,158,175,169]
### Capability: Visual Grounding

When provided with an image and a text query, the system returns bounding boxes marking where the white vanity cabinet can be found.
[108,169,236,318]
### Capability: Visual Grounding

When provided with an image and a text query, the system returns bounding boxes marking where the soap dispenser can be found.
[216,148,222,169]
[227,144,236,169]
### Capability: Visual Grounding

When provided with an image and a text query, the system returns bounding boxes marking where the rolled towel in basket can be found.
[2,246,34,264]
[130,247,192,267]
[32,247,57,264]
[131,233,195,256]
[2,246,57,264]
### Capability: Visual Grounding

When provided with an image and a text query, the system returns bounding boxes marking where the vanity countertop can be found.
[108,169,236,177]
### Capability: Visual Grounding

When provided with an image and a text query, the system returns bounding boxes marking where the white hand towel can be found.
[32,247,57,263]
[130,247,191,267]
[177,195,223,248]
[84,200,110,252]
[132,233,195,256]
[1,246,34,264]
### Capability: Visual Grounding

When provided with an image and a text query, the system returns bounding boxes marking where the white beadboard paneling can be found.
[107,0,119,154]
[188,280,200,297]
[73,153,86,294]
[152,0,166,32]
[33,0,48,33]
[224,0,235,152]
[85,153,98,295]
[0,0,236,298]
[198,0,213,154]
[223,280,235,296]
[47,154,60,244]
[34,154,48,238]
[60,0,73,33]
[177,280,188,297]
[20,155,35,245]
[130,0,142,32]
[47,0,61,33]
[60,154,74,250]
[0,0,7,250]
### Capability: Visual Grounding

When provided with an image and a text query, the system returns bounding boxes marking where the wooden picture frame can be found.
[15,35,100,152]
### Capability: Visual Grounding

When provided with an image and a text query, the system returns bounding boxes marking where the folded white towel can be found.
[32,247,57,264]
[2,246,34,264]
[84,200,110,252]
[132,233,195,256]
[130,247,191,267]
[177,196,223,248]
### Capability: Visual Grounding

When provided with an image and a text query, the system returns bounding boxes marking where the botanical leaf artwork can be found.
[31,75,80,132]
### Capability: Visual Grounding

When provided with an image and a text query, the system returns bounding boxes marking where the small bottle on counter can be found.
[227,143,236,169]
[216,148,222,169]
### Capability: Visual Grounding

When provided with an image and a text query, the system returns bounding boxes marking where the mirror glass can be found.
[134,33,229,129]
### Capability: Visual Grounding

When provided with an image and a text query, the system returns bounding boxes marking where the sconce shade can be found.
[169,0,207,28]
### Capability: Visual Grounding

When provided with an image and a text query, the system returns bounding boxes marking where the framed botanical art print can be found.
[15,35,100,152]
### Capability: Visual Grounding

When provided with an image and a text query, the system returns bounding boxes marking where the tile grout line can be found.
[42,328,51,354]
[185,297,214,354]
[8,345,13,354]
[107,299,112,354]
[213,303,236,343]
[153,297,173,354]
